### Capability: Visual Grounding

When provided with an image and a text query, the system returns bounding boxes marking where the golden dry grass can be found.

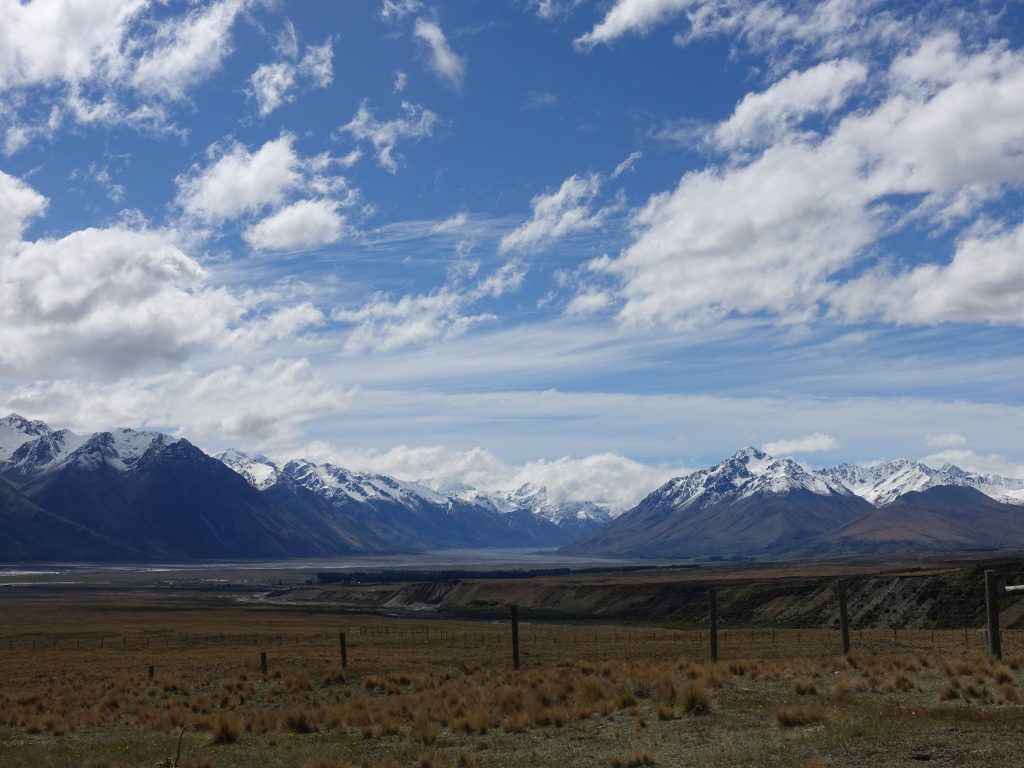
[1,596,1024,767]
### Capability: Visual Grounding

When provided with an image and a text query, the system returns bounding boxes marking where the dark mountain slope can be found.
[0,476,132,561]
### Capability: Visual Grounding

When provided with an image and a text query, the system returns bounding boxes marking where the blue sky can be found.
[1,0,1024,508]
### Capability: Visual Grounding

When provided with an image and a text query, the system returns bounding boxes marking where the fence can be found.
[2,569,1022,680]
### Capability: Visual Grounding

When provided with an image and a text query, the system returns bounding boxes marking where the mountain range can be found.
[3,413,1024,562]
[563,448,1024,558]
[0,414,610,561]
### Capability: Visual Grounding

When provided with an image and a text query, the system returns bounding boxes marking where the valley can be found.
[3,553,1024,767]
[6,415,1024,565]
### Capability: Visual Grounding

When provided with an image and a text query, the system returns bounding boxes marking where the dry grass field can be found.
[3,593,1024,767]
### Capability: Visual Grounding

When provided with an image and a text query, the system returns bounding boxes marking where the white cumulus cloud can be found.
[0,173,325,379]
[919,449,1024,479]
[830,222,1024,326]
[763,433,839,455]
[176,135,302,223]
[598,34,1024,330]
[575,0,690,50]
[0,225,314,377]
[0,171,48,249]
[500,172,608,253]
[290,442,686,512]
[131,0,249,101]
[339,100,440,173]
[244,199,345,251]
[712,58,867,149]
[249,39,334,117]
[3,358,347,445]
[925,432,968,449]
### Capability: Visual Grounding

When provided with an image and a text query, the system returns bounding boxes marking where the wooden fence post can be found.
[837,579,851,655]
[148,665,154,680]
[985,570,1002,659]
[709,589,719,662]
[339,631,348,668]
[510,604,521,670]
[260,651,268,676]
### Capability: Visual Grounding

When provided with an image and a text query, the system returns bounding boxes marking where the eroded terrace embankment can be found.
[273,557,1024,629]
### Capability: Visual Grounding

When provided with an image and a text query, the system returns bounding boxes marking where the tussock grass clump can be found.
[608,751,657,767]
[681,682,712,716]
[282,707,316,734]
[795,679,818,696]
[938,684,960,701]
[412,711,438,745]
[889,673,916,692]
[834,674,862,700]
[999,682,1020,704]
[961,683,991,703]
[775,704,825,728]
[302,758,352,768]
[208,713,241,744]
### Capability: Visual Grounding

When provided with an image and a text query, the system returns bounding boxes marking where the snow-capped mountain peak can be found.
[813,458,1024,507]
[500,482,614,525]
[217,449,281,491]
[652,448,853,513]
[815,460,934,506]
[0,413,53,461]
[0,414,177,480]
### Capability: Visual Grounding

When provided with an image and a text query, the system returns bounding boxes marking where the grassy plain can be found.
[3,586,1024,768]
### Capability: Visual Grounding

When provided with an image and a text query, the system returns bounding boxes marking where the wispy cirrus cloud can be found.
[413,17,466,90]
[333,259,526,355]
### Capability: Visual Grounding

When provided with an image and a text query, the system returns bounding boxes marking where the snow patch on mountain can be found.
[817,460,936,506]
[278,458,451,509]
[499,482,614,525]
[815,459,1024,506]
[0,414,174,479]
[654,448,855,513]
[217,449,281,491]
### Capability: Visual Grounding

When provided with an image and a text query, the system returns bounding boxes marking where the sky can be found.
[1,0,1024,510]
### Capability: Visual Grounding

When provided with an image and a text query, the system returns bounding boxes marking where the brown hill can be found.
[808,485,1024,554]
